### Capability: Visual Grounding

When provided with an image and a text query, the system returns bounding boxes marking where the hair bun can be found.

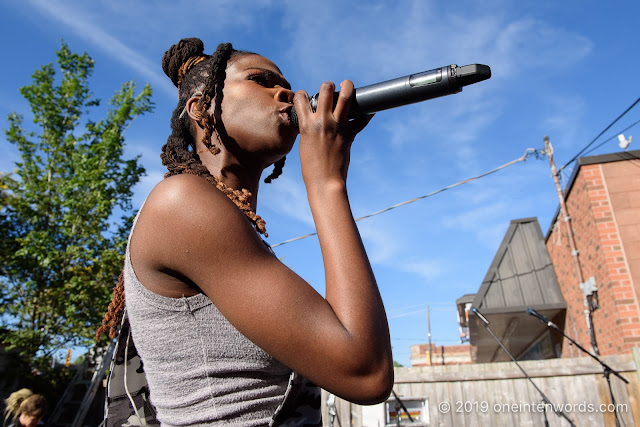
[162,38,206,88]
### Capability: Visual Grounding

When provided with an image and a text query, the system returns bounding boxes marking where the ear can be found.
[185,94,206,128]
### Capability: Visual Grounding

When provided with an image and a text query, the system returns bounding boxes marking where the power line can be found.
[559,96,640,173]
[393,337,467,343]
[271,147,541,248]
[583,117,640,156]
[387,302,455,313]
[388,309,426,319]
[389,307,456,320]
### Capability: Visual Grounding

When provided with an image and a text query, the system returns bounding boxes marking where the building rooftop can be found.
[469,217,566,362]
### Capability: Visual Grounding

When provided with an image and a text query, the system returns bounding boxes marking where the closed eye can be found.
[246,69,291,90]
[248,73,270,87]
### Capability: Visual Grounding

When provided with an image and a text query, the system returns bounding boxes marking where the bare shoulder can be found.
[128,175,392,402]
[141,174,250,232]
[145,173,227,214]
[130,174,267,293]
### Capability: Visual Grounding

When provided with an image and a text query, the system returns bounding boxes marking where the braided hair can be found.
[97,38,285,340]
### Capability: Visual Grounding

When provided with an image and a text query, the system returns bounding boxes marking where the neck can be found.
[198,148,263,211]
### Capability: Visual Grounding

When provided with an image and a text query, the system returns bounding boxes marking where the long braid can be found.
[96,272,124,340]
[97,38,282,340]
[162,42,267,234]
[264,157,286,183]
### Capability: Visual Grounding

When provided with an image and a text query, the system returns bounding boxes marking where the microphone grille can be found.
[290,107,299,130]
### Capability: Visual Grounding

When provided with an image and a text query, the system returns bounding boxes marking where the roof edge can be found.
[545,149,640,241]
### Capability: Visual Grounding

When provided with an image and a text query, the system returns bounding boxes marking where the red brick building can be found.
[546,150,640,357]
[410,343,472,366]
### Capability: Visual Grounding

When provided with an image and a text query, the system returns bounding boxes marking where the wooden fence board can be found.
[326,352,638,426]
[499,377,519,426]
[456,374,473,427]
[626,369,640,427]
[513,377,537,426]
[439,380,454,426]
[476,380,494,426]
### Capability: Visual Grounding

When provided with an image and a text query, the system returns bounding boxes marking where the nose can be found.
[275,86,294,103]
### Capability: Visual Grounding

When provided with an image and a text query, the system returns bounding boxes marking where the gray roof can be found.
[473,217,565,312]
[469,218,566,362]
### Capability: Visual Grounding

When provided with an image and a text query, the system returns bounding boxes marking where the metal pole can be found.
[544,136,599,355]
[427,305,432,366]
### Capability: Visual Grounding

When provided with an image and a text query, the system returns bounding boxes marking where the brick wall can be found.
[546,156,640,357]
[410,343,471,366]
[601,160,640,348]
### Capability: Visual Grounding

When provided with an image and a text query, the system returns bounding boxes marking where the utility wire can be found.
[557,117,640,187]
[393,337,463,343]
[272,147,540,248]
[389,307,456,320]
[559,96,640,173]
[583,117,640,156]
[389,309,428,319]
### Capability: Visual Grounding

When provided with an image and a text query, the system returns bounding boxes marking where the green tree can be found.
[0,42,153,367]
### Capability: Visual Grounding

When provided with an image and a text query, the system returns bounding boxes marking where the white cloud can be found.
[541,94,587,150]
[259,174,314,227]
[27,0,176,98]
[358,219,446,281]
[283,2,591,81]
[120,137,166,207]
[492,18,593,75]
[358,220,403,265]
[397,257,446,281]
[279,2,593,183]
[438,173,544,248]
[100,0,274,36]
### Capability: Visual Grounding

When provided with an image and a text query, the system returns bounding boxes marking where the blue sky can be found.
[1,0,639,366]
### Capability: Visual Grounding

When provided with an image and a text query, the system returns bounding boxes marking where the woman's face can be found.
[19,413,42,427]
[212,53,298,169]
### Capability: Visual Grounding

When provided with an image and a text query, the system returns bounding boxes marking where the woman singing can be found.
[98,37,393,426]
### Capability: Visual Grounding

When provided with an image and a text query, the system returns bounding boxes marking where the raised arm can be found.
[130,80,393,404]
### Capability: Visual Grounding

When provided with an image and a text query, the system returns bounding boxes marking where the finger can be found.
[333,80,354,124]
[315,81,336,115]
[293,90,311,124]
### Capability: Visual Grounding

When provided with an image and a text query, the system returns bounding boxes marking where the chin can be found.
[274,131,297,155]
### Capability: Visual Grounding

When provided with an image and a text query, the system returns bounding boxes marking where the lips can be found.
[278,105,293,125]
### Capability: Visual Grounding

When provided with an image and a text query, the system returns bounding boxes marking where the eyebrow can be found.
[243,67,291,90]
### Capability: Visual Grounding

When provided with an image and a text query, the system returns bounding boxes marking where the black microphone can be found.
[471,306,490,326]
[290,63,491,129]
[526,307,556,328]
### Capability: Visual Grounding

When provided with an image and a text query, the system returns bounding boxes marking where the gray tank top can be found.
[123,210,293,426]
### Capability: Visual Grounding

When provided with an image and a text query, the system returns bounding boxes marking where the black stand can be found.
[528,308,628,427]
[472,307,575,427]
[391,389,415,426]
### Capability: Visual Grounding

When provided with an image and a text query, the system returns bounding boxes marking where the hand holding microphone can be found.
[290,63,491,129]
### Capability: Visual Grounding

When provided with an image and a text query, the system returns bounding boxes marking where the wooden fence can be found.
[322,349,640,426]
